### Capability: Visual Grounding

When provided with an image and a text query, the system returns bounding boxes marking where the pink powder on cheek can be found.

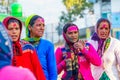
[67,26,78,32]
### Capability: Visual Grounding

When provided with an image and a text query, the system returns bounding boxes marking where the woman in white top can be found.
[88,18,120,80]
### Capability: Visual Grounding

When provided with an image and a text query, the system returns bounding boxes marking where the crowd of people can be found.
[0,14,120,80]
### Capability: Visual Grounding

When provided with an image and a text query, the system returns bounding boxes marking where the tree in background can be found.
[56,0,93,40]
[63,0,93,17]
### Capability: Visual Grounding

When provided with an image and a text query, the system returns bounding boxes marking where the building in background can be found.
[88,0,120,40]
[0,0,17,14]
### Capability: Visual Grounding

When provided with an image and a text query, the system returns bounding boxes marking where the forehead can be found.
[67,26,78,32]
[8,22,20,27]
[99,21,109,28]
[34,18,44,23]
[99,21,109,25]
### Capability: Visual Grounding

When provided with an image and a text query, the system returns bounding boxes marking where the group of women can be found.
[0,14,120,80]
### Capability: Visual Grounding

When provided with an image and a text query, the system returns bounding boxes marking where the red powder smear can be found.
[12,23,17,27]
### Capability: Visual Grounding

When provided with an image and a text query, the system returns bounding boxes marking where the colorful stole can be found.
[97,38,111,57]
[61,43,84,80]
[61,44,79,80]
[99,38,111,80]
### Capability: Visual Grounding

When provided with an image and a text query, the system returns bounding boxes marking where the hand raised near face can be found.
[73,40,86,51]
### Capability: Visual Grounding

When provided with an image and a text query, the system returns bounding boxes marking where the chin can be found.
[101,37,107,40]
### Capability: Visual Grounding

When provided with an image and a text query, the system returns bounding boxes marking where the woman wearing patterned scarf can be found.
[88,18,120,80]
[55,22,101,80]
[2,16,46,80]
[0,22,36,80]
[23,14,57,80]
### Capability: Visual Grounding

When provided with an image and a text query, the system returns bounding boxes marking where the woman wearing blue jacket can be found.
[23,14,57,80]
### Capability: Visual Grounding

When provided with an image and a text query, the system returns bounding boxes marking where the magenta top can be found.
[55,43,101,80]
[0,66,36,80]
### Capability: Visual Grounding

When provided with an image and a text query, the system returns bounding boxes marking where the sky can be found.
[18,0,66,24]
[17,0,93,28]
[17,0,97,42]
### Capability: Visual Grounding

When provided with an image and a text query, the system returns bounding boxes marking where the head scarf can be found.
[24,14,44,45]
[2,16,22,56]
[91,18,111,57]
[0,22,13,69]
[62,22,81,79]
[91,18,111,41]
[63,22,79,45]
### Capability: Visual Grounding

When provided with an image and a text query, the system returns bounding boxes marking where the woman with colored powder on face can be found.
[88,18,120,80]
[0,22,36,80]
[23,14,57,80]
[2,16,46,80]
[55,22,101,80]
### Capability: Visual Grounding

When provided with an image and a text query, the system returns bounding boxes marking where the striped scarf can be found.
[61,43,79,80]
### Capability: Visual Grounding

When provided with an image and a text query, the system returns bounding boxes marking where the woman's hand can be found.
[73,40,85,51]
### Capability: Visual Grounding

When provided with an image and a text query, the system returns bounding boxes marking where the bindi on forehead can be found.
[10,22,19,27]
[13,23,17,27]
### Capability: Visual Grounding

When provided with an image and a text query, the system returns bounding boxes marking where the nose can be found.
[40,26,45,30]
[12,29,17,34]
[102,28,106,32]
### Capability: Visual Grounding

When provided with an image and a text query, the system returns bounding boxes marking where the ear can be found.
[28,25,32,31]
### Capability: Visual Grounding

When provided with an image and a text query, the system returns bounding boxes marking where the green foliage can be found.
[56,0,93,37]
[60,11,76,23]
[56,23,63,36]
[61,0,93,20]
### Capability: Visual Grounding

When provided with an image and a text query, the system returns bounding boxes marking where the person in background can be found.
[2,16,46,80]
[88,18,120,80]
[0,22,36,80]
[55,22,101,80]
[23,14,57,80]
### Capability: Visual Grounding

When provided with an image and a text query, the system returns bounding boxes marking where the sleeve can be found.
[30,46,46,80]
[81,43,101,66]
[47,43,58,80]
[55,47,66,74]
[114,42,120,68]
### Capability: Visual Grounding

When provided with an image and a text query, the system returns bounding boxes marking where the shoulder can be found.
[20,40,35,50]
[85,42,92,47]
[56,46,64,51]
[111,37,120,42]
[111,37,120,46]
[40,38,54,46]
[88,38,98,44]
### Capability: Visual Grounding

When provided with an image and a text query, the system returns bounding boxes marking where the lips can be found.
[11,35,18,39]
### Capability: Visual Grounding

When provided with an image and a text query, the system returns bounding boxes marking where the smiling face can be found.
[97,21,110,40]
[29,18,45,38]
[7,22,21,42]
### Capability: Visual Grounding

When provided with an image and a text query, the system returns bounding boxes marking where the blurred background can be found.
[0,0,120,45]
[1,0,120,80]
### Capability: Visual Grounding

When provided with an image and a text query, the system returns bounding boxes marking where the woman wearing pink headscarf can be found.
[55,22,101,80]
